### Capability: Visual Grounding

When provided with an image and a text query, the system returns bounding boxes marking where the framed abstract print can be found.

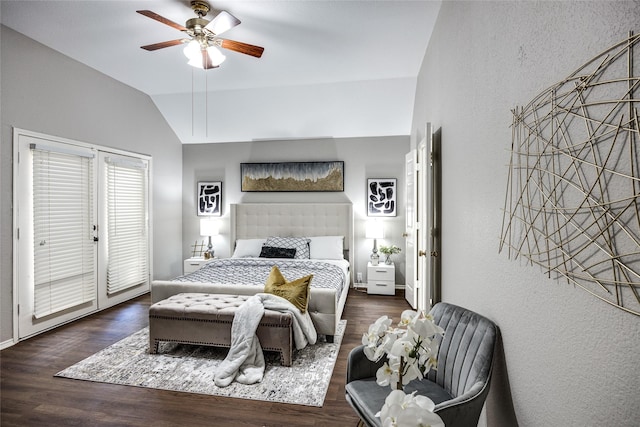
[197,181,222,216]
[367,178,396,217]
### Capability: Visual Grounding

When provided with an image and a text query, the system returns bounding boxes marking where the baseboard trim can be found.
[1,338,16,350]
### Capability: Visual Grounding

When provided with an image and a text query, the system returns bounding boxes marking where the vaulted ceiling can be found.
[1,1,441,143]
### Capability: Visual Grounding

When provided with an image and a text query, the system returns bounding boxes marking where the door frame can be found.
[12,128,152,342]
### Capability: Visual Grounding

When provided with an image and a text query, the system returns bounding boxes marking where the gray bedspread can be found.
[175,258,347,298]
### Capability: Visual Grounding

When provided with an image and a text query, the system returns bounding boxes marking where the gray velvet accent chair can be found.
[345,302,499,427]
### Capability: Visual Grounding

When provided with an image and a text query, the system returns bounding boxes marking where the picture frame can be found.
[197,181,222,216]
[241,161,344,192]
[367,178,397,217]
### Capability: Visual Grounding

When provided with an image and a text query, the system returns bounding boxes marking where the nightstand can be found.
[183,257,212,274]
[367,262,395,295]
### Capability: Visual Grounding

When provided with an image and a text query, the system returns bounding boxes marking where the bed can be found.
[151,203,354,341]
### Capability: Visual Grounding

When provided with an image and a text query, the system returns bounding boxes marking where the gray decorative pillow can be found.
[265,236,311,259]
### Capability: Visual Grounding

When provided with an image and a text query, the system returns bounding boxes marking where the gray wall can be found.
[0,26,184,344]
[181,136,409,285]
[411,2,639,426]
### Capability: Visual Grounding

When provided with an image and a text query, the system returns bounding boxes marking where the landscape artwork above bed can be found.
[240,161,344,192]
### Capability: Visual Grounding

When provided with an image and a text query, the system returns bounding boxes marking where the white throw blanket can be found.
[213,293,317,387]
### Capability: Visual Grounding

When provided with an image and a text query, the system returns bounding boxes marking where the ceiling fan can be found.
[137,0,264,69]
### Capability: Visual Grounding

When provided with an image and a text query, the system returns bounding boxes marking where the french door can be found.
[406,123,437,312]
[13,129,150,340]
[405,149,418,308]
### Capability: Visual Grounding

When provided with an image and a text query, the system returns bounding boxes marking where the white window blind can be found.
[32,145,96,318]
[106,157,149,295]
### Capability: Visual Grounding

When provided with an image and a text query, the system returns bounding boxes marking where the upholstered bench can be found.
[149,293,294,366]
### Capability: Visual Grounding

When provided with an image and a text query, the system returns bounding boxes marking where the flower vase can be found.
[385,255,392,265]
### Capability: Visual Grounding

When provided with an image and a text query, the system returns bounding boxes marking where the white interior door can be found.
[405,150,418,308]
[417,125,432,312]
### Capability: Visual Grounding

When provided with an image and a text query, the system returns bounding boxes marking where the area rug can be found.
[55,320,345,407]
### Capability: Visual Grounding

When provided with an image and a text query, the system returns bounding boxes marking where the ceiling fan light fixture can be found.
[183,39,202,61]
[206,46,226,66]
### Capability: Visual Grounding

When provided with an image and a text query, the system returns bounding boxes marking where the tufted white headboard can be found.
[230,203,354,266]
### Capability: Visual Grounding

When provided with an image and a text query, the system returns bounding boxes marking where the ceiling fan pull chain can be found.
[206,71,209,138]
[191,67,195,137]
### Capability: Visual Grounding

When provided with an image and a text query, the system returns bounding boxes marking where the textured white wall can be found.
[181,136,409,286]
[0,26,184,343]
[411,2,640,426]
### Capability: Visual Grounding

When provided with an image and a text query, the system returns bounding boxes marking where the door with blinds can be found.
[97,152,150,308]
[14,129,150,339]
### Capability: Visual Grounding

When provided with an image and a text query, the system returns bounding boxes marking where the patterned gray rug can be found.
[55,321,345,407]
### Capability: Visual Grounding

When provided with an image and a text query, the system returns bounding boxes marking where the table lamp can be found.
[365,219,384,265]
[200,218,219,259]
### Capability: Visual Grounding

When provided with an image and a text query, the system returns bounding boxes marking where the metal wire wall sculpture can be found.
[500,32,640,316]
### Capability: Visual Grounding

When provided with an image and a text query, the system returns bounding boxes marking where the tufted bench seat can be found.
[149,293,293,366]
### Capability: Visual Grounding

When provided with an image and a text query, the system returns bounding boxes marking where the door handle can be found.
[418,250,427,257]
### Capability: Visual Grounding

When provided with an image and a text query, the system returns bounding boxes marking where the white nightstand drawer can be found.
[367,280,395,295]
[183,258,211,274]
[367,262,395,295]
[368,266,394,281]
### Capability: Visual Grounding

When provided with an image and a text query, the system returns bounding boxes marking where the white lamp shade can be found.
[365,220,384,239]
[200,218,219,237]
[184,40,201,60]
[206,46,226,66]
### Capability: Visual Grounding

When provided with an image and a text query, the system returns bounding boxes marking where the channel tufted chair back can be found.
[345,302,498,427]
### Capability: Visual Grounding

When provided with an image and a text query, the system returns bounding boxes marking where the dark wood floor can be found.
[1,288,412,427]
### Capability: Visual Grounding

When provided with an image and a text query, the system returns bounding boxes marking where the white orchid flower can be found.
[389,337,414,359]
[376,390,444,427]
[399,310,418,327]
[376,362,399,387]
[418,344,439,371]
[371,315,393,335]
[363,344,379,361]
[396,406,445,427]
[376,335,396,359]
[362,331,377,347]
[410,316,444,339]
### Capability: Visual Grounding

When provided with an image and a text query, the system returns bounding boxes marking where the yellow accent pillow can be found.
[264,265,313,313]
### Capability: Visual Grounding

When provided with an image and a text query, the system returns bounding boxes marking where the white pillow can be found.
[232,238,267,258]
[309,236,344,260]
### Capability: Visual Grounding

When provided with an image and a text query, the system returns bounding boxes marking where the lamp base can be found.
[204,237,214,259]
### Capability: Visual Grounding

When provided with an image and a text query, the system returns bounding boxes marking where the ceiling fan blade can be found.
[202,50,218,70]
[141,39,186,51]
[220,39,264,58]
[204,10,241,35]
[137,10,187,32]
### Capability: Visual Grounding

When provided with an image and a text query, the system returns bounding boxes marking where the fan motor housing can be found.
[186,17,210,34]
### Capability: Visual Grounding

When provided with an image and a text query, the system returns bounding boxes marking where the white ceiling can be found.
[1,0,441,143]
